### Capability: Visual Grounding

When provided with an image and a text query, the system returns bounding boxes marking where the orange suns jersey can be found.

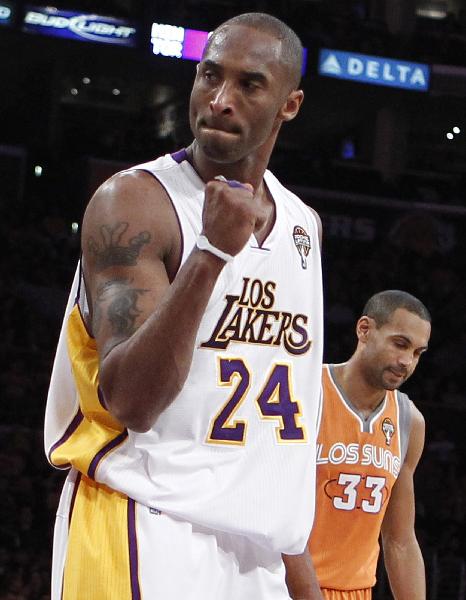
[309,364,413,591]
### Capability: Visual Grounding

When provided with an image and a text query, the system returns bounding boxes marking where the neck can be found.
[186,138,274,192]
[186,141,276,245]
[333,361,386,415]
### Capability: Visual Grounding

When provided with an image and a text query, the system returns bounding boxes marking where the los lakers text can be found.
[201,278,311,355]
[317,442,401,477]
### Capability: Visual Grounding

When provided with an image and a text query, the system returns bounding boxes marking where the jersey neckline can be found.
[170,148,279,250]
[326,363,388,433]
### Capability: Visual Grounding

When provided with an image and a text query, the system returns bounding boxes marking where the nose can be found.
[398,351,415,370]
[210,82,234,116]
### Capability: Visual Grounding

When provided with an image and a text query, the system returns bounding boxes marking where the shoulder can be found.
[409,400,425,433]
[399,393,425,429]
[404,399,425,468]
[82,165,181,271]
[305,205,322,247]
[396,392,425,442]
[265,170,322,246]
[84,168,172,227]
[84,151,184,215]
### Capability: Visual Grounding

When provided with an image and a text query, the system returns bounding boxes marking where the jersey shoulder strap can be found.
[396,390,412,465]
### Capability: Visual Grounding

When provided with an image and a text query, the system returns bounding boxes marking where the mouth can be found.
[199,119,241,136]
[387,368,407,380]
[202,127,238,137]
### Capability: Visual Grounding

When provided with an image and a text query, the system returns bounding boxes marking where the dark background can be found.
[1,1,465,598]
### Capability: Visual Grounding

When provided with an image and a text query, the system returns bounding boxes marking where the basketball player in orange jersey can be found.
[287,290,431,599]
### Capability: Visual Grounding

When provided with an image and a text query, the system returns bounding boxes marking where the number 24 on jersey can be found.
[206,357,308,445]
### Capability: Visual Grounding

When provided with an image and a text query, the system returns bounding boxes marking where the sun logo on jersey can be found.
[293,225,311,269]
[382,418,395,446]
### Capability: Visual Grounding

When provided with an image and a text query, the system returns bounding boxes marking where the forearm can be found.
[283,552,323,600]
[99,248,224,431]
[383,538,426,600]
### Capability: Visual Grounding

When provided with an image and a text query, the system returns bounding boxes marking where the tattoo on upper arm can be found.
[88,222,151,271]
[93,278,149,338]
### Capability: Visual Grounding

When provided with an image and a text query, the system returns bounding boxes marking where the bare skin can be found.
[381,406,426,600]
[333,308,431,419]
[81,23,306,433]
[283,552,324,600]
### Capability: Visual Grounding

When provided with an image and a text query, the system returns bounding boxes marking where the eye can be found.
[199,68,218,84]
[241,79,259,92]
[394,339,408,349]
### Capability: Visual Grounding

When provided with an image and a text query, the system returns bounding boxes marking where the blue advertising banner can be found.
[319,48,430,92]
[0,2,14,27]
[22,5,138,46]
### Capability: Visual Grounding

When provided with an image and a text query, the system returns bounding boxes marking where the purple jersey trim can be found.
[127,498,142,600]
[225,179,246,189]
[48,409,84,466]
[68,472,82,530]
[60,471,81,598]
[87,430,129,480]
[171,148,188,163]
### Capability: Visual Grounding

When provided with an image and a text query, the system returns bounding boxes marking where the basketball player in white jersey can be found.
[45,13,324,600]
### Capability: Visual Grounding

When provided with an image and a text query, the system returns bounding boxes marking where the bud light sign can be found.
[22,5,138,46]
[0,3,13,26]
[319,48,430,92]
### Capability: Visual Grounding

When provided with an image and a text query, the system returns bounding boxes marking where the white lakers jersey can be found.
[44,150,323,554]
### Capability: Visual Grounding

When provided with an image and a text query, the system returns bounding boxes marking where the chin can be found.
[199,141,242,164]
[384,383,399,391]
[195,126,243,158]
[382,378,404,391]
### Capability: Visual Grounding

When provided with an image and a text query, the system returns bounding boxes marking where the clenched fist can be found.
[201,177,262,258]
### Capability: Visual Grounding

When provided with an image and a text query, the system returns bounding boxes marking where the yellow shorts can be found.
[52,469,291,600]
[322,588,372,600]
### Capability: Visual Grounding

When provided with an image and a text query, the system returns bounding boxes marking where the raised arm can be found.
[82,169,257,432]
[381,403,426,600]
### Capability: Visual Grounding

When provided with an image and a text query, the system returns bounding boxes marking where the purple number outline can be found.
[207,358,250,444]
[256,363,306,442]
[207,359,307,445]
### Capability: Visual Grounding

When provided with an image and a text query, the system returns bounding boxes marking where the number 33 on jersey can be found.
[309,364,413,590]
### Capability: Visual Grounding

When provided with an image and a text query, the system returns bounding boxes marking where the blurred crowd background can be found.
[1,0,466,598]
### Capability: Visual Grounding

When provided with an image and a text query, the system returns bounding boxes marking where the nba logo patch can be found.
[381,418,395,446]
[293,225,311,269]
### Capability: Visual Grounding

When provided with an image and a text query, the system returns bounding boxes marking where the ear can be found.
[280,89,304,122]
[356,316,372,343]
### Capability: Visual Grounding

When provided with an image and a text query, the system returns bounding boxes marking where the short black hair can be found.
[362,290,431,327]
[204,12,303,90]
